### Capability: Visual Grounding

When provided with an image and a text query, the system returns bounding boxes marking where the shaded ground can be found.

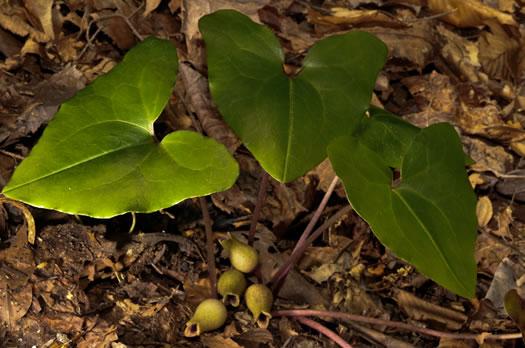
[0,0,525,347]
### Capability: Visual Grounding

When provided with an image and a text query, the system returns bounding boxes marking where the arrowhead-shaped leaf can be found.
[328,123,478,297]
[2,37,239,218]
[199,9,387,182]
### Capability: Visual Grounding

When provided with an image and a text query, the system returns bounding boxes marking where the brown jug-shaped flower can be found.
[220,233,258,273]
[184,299,227,337]
[245,284,273,328]
[217,269,247,307]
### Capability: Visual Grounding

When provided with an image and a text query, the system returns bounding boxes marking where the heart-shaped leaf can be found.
[2,37,239,218]
[328,123,478,297]
[199,10,388,182]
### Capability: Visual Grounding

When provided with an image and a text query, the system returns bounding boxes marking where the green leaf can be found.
[328,123,478,297]
[504,289,525,341]
[356,106,420,168]
[199,9,387,182]
[2,37,239,218]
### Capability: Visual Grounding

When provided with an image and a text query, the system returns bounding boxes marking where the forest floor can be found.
[0,0,524,347]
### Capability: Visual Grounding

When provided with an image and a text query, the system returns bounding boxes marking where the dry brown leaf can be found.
[144,0,162,17]
[183,277,213,308]
[477,196,493,227]
[0,27,22,57]
[308,8,406,29]
[367,22,437,72]
[469,173,486,189]
[168,0,181,13]
[477,20,520,81]
[20,38,42,57]
[91,10,136,50]
[427,0,517,27]
[178,63,241,153]
[436,24,483,83]
[307,158,345,197]
[201,335,243,348]
[463,137,515,175]
[493,205,513,238]
[496,169,525,202]
[437,339,474,348]
[0,11,49,42]
[0,282,32,327]
[475,233,511,276]
[20,0,54,40]
[181,0,270,64]
[395,289,468,330]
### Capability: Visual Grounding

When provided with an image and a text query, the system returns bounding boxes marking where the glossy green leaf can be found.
[199,9,387,182]
[2,37,239,218]
[328,123,478,297]
[355,107,420,168]
[504,289,525,341]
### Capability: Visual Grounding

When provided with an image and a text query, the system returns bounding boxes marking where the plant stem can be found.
[273,310,523,343]
[294,316,353,348]
[270,203,352,292]
[248,171,270,246]
[277,176,338,277]
[199,197,217,298]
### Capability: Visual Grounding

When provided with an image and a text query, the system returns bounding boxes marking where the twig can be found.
[294,317,353,348]
[113,0,143,41]
[272,176,338,281]
[248,171,270,246]
[270,204,352,292]
[199,197,217,298]
[273,310,523,344]
[0,149,25,161]
[77,1,144,61]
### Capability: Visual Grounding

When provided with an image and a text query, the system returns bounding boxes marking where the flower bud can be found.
[184,299,227,337]
[220,233,258,273]
[245,284,273,328]
[217,269,247,307]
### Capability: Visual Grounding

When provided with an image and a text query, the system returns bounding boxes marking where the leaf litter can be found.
[0,0,524,346]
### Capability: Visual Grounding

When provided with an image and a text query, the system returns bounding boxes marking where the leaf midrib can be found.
[392,188,468,294]
[4,139,153,192]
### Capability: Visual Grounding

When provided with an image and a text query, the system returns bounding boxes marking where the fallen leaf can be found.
[20,0,55,40]
[201,335,243,348]
[493,205,514,238]
[477,20,520,81]
[91,10,136,50]
[395,289,468,330]
[427,0,517,27]
[143,0,162,17]
[485,258,519,314]
[475,233,511,276]
[477,196,493,227]
[504,289,525,342]
[0,282,32,327]
[0,7,50,42]
[308,8,406,29]
[178,63,241,153]
[181,0,270,64]
[496,170,525,202]
[0,27,22,57]
[436,24,483,83]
